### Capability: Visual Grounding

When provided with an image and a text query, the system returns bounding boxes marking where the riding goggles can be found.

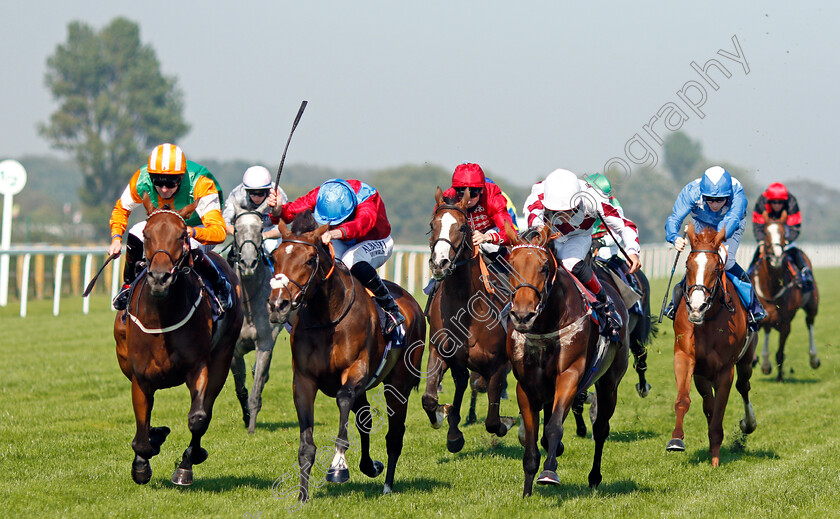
[151,175,182,189]
[454,187,482,198]
[247,189,270,197]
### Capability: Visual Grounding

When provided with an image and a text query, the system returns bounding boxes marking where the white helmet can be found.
[542,169,582,211]
[243,166,272,190]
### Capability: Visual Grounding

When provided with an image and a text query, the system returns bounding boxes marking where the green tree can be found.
[39,17,189,235]
[663,131,703,185]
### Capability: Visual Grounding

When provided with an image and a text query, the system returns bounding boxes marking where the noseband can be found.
[685,248,733,315]
[232,211,269,270]
[429,204,473,277]
[509,244,557,316]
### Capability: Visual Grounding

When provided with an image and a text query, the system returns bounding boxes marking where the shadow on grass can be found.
[756,375,819,385]
[313,476,450,499]
[533,478,648,501]
[684,445,779,465]
[436,441,523,463]
[603,429,659,443]
[253,420,302,432]
[151,474,279,492]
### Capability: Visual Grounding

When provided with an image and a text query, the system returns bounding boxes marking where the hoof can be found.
[326,467,350,483]
[447,434,465,453]
[131,457,152,485]
[666,438,685,452]
[383,483,392,495]
[431,404,450,430]
[242,412,251,428]
[751,356,758,368]
[740,419,756,435]
[712,456,720,467]
[361,460,384,478]
[575,418,587,438]
[636,382,651,398]
[588,470,602,488]
[465,414,477,425]
[498,416,516,437]
[761,361,772,375]
[171,467,193,486]
[536,470,560,486]
[810,355,821,370]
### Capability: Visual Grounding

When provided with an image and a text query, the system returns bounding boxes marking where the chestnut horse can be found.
[268,211,425,501]
[667,223,757,466]
[424,188,515,453]
[752,211,820,380]
[114,196,243,486]
[229,208,281,433]
[504,224,628,496]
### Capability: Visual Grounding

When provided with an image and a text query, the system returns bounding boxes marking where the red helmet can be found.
[764,182,789,201]
[451,163,486,189]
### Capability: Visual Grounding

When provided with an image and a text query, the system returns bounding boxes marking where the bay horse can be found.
[268,211,425,501]
[752,210,820,380]
[229,207,281,433]
[113,195,243,486]
[504,223,628,496]
[667,223,757,466]
[424,187,515,453]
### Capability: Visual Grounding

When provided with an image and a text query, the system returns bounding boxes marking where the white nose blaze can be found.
[432,212,458,264]
[768,225,783,258]
[688,253,708,312]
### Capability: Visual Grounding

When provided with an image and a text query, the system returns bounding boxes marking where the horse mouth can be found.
[688,312,705,324]
[430,269,447,281]
[269,298,295,324]
[510,310,537,332]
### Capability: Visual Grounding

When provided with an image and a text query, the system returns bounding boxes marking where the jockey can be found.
[748,182,813,290]
[663,166,767,328]
[267,178,405,333]
[223,165,288,256]
[523,168,642,338]
[108,143,233,313]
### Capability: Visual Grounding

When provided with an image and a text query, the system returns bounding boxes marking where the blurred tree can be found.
[663,131,703,185]
[39,17,189,236]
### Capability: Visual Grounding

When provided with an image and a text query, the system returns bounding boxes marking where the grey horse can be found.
[230,207,281,433]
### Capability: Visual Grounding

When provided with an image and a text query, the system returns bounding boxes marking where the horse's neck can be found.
[138,275,201,317]
[531,274,577,333]
[306,265,355,324]
[441,255,482,297]
[758,259,788,294]
[238,263,271,307]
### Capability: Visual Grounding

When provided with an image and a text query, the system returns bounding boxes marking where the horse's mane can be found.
[291,210,319,235]
[442,196,458,205]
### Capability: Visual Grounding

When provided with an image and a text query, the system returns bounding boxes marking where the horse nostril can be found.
[438,258,450,270]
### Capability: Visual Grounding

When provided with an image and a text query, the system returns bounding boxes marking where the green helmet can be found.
[584,173,612,196]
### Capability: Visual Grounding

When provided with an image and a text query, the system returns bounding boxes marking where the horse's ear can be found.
[685,221,696,245]
[313,224,330,242]
[457,190,469,210]
[142,192,156,215]
[276,219,291,238]
[536,224,551,246]
[503,220,519,245]
[178,201,198,220]
[714,225,726,247]
[435,186,444,206]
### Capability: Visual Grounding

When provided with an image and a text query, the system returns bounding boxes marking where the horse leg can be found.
[230,345,250,428]
[517,384,541,497]
[694,375,715,432]
[541,403,553,451]
[630,334,651,398]
[349,391,383,481]
[326,379,361,484]
[382,383,412,495]
[668,346,695,452]
[572,391,588,438]
[130,378,155,485]
[736,344,757,435]
[247,346,274,434]
[776,323,791,382]
[760,328,772,375]
[537,374,577,487]
[421,347,449,429]
[465,372,479,425]
[485,366,514,437]
[172,365,212,486]
[708,366,735,467]
[805,305,820,369]
[445,364,469,453]
[293,375,317,502]
[589,368,623,489]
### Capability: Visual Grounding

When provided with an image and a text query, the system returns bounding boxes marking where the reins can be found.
[685,248,735,318]
[430,204,476,277]
[509,243,558,318]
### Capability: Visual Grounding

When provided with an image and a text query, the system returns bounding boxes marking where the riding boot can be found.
[351,262,406,334]
[663,277,685,321]
[191,248,233,314]
[112,234,144,311]
[789,248,814,292]
[747,246,761,276]
[729,262,767,330]
[592,289,622,340]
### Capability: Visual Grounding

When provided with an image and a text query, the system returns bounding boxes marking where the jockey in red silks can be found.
[267,178,405,333]
[748,182,813,290]
[523,168,642,338]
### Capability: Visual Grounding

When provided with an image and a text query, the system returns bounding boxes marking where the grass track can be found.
[2,269,840,518]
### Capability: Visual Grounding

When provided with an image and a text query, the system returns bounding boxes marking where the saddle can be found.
[597,256,643,316]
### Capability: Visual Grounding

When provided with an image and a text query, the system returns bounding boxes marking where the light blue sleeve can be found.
[665,183,695,243]
[721,180,748,239]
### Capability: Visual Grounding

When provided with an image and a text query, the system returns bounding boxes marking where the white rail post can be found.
[393,252,404,287]
[83,253,93,315]
[53,253,65,316]
[20,253,30,317]
[421,252,431,288]
[407,252,417,294]
[110,256,121,311]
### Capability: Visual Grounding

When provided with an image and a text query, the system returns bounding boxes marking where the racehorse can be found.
[752,210,820,380]
[666,223,757,466]
[113,195,243,486]
[504,223,628,496]
[424,187,515,453]
[229,207,281,433]
[267,210,425,501]
[570,245,657,438]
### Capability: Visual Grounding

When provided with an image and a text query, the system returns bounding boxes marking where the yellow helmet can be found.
[148,144,186,175]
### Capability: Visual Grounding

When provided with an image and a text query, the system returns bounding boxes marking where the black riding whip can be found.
[273,100,308,191]
[658,225,688,323]
[82,253,119,297]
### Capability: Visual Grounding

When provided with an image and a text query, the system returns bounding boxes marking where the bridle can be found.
[429,203,474,277]
[231,211,269,271]
[145,209,192,279]
[685,248,734,316]
[509,243,557,317]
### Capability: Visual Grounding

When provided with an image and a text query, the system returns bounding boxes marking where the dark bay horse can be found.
[424,187,515,453]
[752,211,820,380]
[229,208,281,433]
[504,224,628,496]
[268,211,425,501]
[667,223,757,466]
[114,196,243,486]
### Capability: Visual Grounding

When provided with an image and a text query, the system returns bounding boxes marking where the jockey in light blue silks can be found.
[663,166,767,330]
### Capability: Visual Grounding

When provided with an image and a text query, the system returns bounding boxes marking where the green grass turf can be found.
[1,269,839,518]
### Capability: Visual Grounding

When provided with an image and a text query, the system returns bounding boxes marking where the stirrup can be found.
[383,307,406,335]
[112,284,131,310]
[664,302,676,321]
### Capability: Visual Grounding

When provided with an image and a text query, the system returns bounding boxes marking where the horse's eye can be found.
[306,256,317,266]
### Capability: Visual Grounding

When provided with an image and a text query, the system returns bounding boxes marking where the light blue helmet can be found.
[699,166,732,198]
[313,179,357,225]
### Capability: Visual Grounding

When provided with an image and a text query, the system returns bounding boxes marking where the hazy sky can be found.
[3,2,838,189]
